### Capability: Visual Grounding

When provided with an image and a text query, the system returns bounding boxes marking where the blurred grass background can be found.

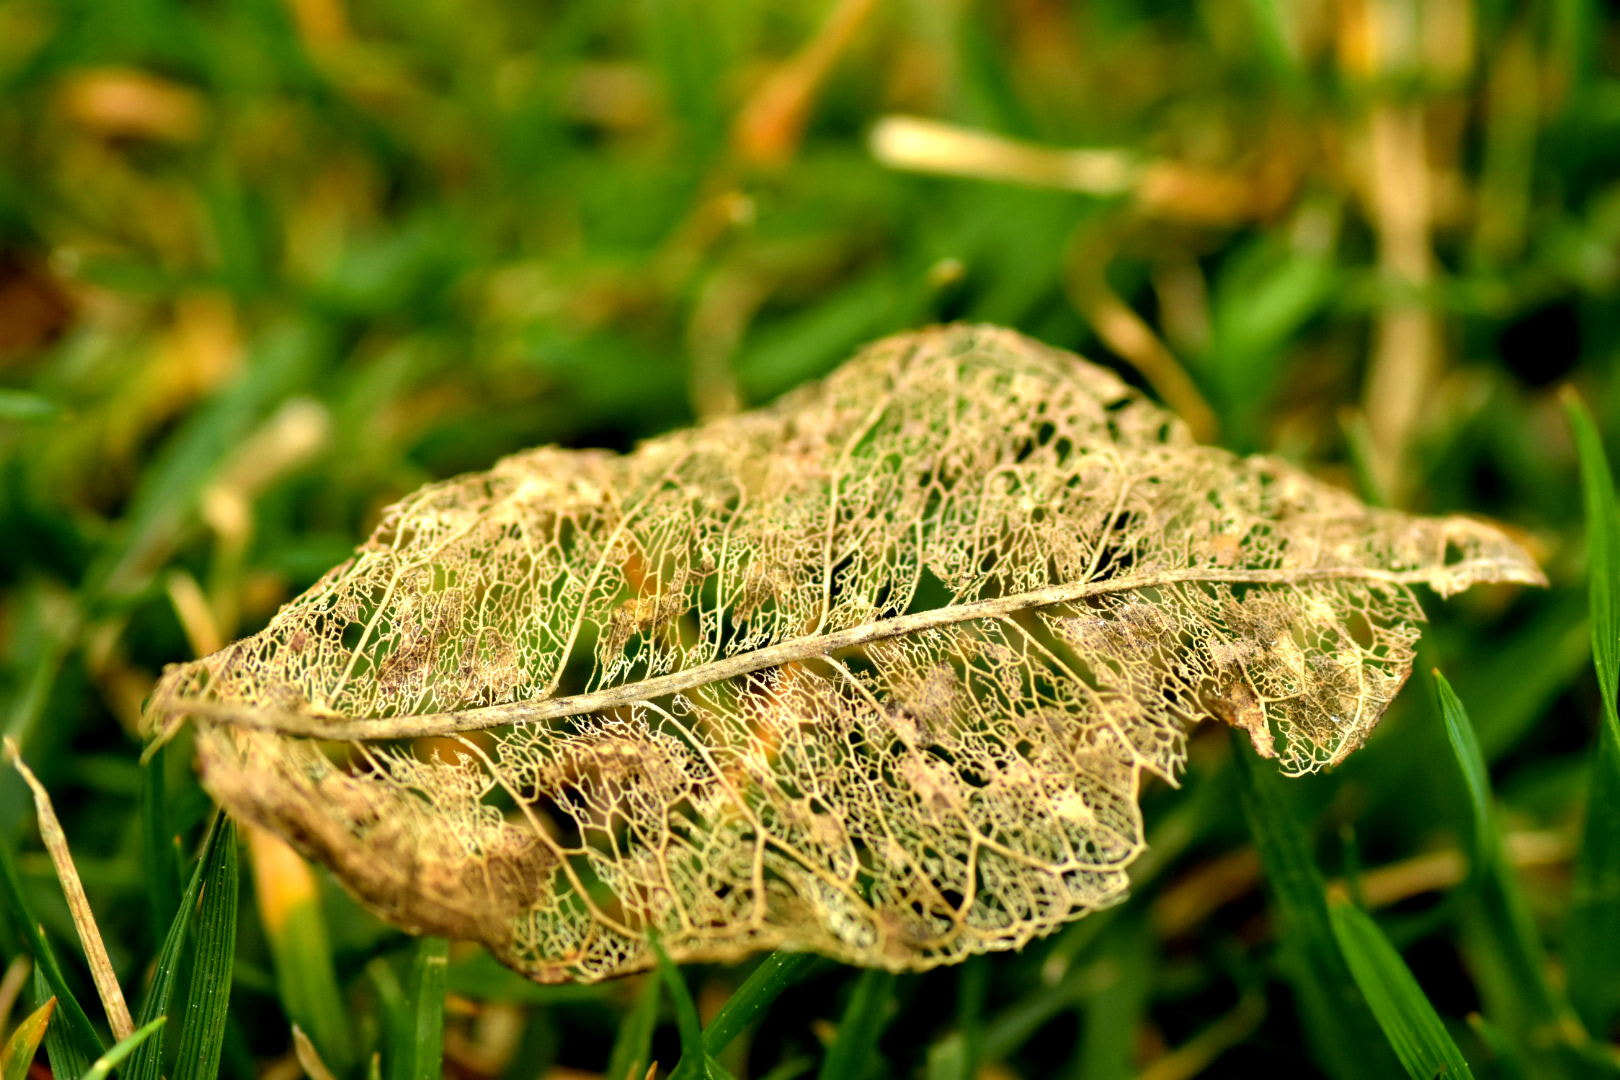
[1,0,1618,1076]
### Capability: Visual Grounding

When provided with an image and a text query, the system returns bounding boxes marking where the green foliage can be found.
[127,814,228,1080]
[1232,738,1398,1079]
[1565,392,1620,1039]
[2,0,1619,1076]
[81,1018,167,1080]
[605,973,661,1080]
[254,830,355,1073]
[1565,393,1620,737]
[171,819,240,1080]
[1074,917,1153,1080]
[1434,673,1572,1071]
[1328,900,1475,1080]
[385,937,448,1080]
[1434,672,1496,875]
[695,951,819,1059]
[34,967,91,1079]
[654,935,734,1080]
[0,837,103,1063]
[139,744,183,943]
[815,968,897,1080]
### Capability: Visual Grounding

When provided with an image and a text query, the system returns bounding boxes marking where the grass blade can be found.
[1231,735,1396,1079]
[0,389,58,422]
[651,933,733,1080]
[127,814,226,1080]
[636,0,724,153]
[33,968,90,1078]
[387,936,448,1080]
[172,818,239,1080]
[1564,389,1620,1037]
[7,742,134,1040]
[1568,727,1620,1033]
[248,826,353,1072]
[954,956,987,1080]
[604,974,660,1080]
[293,1026,341,1080]
[924,957,988,1080]
[1563,389,1619,736]
[139,743,183,942]
[81,1016,167,1080]
[699,951,818,1058]
[651,935,704,1063]
[1,995,54,1080]
[0,823,103,1062]
[815,967,896,1080]
[1076,915,1153,1080]
[367,956,405,1063]
[1329,900,1475,1079]
[1433,671,1497,875]
[1432,670,1573,1066]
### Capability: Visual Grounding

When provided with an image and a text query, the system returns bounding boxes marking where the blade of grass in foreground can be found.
[1434,671,1577,1071]
[8,744,134,1040]
[387,936,448,1080]
[651,935,704,1063]
[1564,389,1620,1038]
[172,818,239,1080]
[1564,390,1620,744]
[698,950,818,1058]
[1329,900,1475,1079]
[1231,735,1396,1080]
[0,837,103,1062]
[653,934,735,1080]
[1,995,54,1080]
[33,968,90,1078]
[1434,672,1495,875]
[815,967,896,1080]
[81,1016,167,1080]
[127,815,226,1080]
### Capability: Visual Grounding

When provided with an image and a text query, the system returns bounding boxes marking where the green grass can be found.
[384,937,447,1080]
[80,1019,167,1080]
[1329,896,1475,1079]
[3,1,1620,1076]
[126,814,231,1080]
[1565,392,1620,1041]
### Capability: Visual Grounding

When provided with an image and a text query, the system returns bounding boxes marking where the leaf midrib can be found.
[168,563,1484,740]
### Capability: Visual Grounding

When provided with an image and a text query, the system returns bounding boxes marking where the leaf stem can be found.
[161,562,1541,741]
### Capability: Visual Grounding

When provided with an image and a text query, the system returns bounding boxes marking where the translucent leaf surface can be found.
[144,325,1543,982]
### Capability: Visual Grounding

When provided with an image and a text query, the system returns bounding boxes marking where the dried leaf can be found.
[144,325,1542,982]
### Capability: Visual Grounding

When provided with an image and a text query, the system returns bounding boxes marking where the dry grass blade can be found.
[144,325,1543,983]
[4,738,135,1038]
[292,1025,341,1080]
[869,115,1139,195]
[0,956,30,1029]
[2,995,55,1080]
